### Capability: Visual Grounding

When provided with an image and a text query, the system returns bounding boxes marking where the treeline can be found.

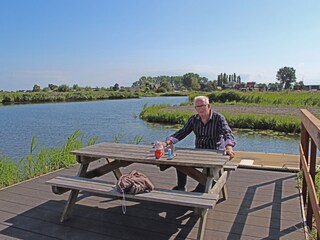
[0,90,139,104]
[30,83,127,92]
[131,72,242,92]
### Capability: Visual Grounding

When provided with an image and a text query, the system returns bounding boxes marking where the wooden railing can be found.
[300,109,320,238]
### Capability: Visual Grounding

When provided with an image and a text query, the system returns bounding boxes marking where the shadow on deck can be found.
[0,163,305,240]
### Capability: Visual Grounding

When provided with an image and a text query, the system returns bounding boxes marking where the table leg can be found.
[204,167,216,193]
[60,157,89,222]
[213,167,220,183]
[220,168,229,200]
[197,209,209,240]
[195,167,220,239]
[106,158,122,180]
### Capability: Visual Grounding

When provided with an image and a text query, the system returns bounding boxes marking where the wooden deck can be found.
[0,162,305,240]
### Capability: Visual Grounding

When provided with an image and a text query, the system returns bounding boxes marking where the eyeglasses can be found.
[195,104,208,109]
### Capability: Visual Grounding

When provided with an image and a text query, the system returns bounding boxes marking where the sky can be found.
[0,0,319,91]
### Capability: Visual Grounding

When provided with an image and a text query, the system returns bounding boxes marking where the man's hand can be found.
[224,146,235,160]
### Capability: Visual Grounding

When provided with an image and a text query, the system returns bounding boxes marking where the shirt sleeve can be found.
[218,114,236,147]
[166,115,194,144]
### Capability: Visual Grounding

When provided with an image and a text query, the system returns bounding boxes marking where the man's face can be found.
[194,99,210,118]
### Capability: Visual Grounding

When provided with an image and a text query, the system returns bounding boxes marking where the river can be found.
[0,96,300,161]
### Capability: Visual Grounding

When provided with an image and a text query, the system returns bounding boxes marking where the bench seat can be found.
[46,175,220,209]
[46,164,237,240]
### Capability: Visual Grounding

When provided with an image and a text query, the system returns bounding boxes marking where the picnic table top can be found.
[71,142,230,168]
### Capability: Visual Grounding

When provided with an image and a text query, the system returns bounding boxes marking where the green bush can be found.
[140,104,301,133]
[189,90,320,107]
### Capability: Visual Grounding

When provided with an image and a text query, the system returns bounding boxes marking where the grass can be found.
[297,168,320,239]
[0,130,97,189]
[197,90,320,107]
[222,112,301,133]
[0,130,145,189]
[0,90,140,104]
[140,104,302,133]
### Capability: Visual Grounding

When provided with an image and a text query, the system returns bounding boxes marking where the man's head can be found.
[194,96,211,118]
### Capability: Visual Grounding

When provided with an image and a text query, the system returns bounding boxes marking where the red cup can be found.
[155,149,163,159]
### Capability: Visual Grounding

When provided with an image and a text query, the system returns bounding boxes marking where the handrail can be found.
[300,109,320,239]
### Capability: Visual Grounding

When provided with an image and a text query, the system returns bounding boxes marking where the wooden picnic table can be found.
[47,142,233,240]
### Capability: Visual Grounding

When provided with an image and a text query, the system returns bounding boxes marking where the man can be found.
[164,95,236,192]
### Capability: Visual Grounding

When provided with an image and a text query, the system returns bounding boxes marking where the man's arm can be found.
[218,114,236,159]
[225,145,235,159]
[165,115,194,145]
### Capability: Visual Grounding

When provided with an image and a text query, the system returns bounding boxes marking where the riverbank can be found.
[140,104,319,133]
[165,104,320,118]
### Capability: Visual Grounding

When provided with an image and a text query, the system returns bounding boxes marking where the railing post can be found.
[307,139,317,230]
[300,109,320,238]
[301,123,309,206]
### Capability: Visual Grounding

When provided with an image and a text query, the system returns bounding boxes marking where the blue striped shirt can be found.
[167,111,236,149]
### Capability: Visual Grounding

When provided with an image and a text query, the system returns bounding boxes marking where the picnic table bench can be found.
[46,142,237,240]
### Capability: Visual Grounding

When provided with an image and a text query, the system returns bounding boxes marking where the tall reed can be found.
[188,91,320,107]
[0,130,97,189]
[0,130,143,189]
[140,105,301,133]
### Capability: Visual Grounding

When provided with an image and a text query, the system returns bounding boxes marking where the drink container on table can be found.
[167,148,172,160]
[154,141,164,159]
[167,143,175,160]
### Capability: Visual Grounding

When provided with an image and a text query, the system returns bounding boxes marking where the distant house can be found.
[246,82,256,91]
[235,83,246,91]
[222,82,237,90]
[303,85,320,91]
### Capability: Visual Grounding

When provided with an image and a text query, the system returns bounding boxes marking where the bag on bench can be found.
[116,170,154,194]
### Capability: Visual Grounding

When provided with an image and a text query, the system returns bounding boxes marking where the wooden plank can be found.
[300,109,320,149]
[197,209,209,240]
[46,176,219,209]
[175,166,207,185]
[85,160,131,178]
[70,142,229,168]
[223,162,238,171]
[299,144,320,231]
[0,165,305,240]
[211,171,228,195]
[48,175,218,202]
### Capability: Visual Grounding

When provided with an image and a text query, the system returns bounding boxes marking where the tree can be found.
[73,84,81,91]
[113,83,120,91]
[48,84,58,91]
[32,84,41,92]
[217,75,222,87]
[160,81,173,92]
[293,81,304,90]
[276,67,296,90]
[58,84,70,92]
[206,80,217,91]
[182,73,200,90]
[268,82,280,91]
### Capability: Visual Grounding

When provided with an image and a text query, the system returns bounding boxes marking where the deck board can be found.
[0,163,305,240]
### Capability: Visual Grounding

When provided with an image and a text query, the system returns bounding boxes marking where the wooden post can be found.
[300,123,309,206]
[106,158,123,180]
[60,156,89,222]
[307,139,317,229]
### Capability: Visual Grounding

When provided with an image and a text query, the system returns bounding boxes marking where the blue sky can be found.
[0,0,319,91]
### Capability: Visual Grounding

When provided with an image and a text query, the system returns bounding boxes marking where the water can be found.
[0,96,300,161]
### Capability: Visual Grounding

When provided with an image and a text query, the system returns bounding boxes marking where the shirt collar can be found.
[196,110,213,121]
